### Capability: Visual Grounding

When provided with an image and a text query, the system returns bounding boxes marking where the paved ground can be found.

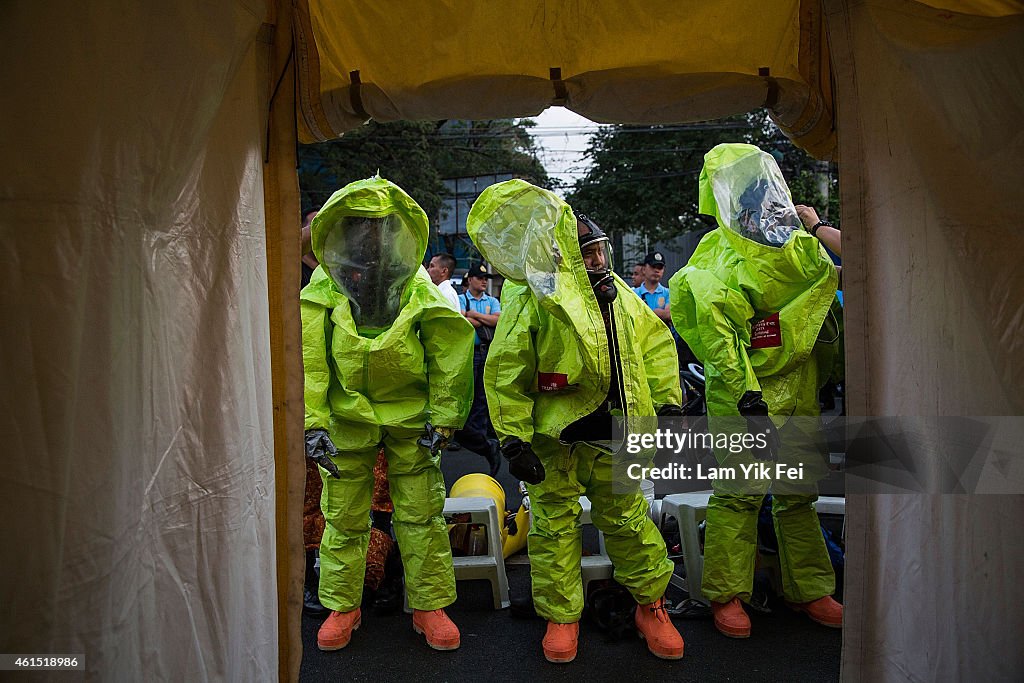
[299,448,843,682]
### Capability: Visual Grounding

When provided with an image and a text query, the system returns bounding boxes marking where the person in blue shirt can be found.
[457,262,502,476]
[634,251,672,324]
[635,251,698,370]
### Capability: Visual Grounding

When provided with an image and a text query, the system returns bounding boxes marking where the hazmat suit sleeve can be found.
[301,297,334,431]
[671,266,760,412]
[633,298,683,409]
[483,287,539,444]
[301,267,346,431]
[419,302,476,429]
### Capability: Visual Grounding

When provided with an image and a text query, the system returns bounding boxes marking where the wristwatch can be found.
[810,219,832,237]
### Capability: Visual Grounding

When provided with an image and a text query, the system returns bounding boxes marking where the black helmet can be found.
[576,213,609,252]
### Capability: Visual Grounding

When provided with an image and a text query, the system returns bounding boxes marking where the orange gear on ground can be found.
[364,527,395,590]
[371,446,394,513]
[303,457,325,550]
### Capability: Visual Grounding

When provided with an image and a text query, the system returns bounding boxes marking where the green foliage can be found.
[566,111,839,248]
[431,119,549,184]
[298,121,446,219]
[298,119,548,225]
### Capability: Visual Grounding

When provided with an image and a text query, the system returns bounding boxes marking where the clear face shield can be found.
[581,238,613,277]
[320,214,420,332]
[469,187,565,303]
[713,156,801,247]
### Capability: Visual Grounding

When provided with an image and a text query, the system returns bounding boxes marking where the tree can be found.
[297,119,549,223]
[430,119,549,185]
[298,120,448,220]
[566,111,838,251]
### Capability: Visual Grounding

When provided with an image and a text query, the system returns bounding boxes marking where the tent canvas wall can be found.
[827,2,1024,678]
[2,0,1021,679]
[1,1,293,679]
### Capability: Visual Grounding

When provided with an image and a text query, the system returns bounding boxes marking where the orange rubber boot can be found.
[412,609,461,650]
[317,608,362,651]
[635,598,685,659]
[711,598,751,638]
[788,595,843,628]
[542,621,579,664]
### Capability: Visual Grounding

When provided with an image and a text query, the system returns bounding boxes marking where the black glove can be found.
[657,404,685,417]
[501,438,545,484]
[304,428,341,478]
[417,422,452,456]
[737,391,780,461]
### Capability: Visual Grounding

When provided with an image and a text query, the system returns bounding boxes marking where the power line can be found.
[548,167,705,186]
[309,122,752,143]
[538,147,713,155]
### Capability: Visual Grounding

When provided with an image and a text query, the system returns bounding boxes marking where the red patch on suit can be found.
[538,372,570,391]
[750,312,783,349]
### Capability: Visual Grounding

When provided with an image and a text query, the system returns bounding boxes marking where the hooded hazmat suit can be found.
[301,176,476,612]
[669,144,840,604]
[468,179,681,623]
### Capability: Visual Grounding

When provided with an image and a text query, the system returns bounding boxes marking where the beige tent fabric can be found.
[0,1,279,679]
[770,0,837,159]
[825,0,1024,679]
[294,0,837,158]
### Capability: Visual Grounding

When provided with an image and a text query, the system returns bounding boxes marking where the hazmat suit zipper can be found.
[606,305,628,417]
[578,303,629,449]
[557,301,626,448]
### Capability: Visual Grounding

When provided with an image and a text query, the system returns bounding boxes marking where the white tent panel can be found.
[826,1,1024,679]
[0,1,277,679]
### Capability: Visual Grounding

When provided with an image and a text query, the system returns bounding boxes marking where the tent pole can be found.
[261,1,304,680]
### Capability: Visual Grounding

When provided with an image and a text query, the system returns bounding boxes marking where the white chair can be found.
[659,491,714,604]
[814,495,846,541]
[445,496,510,609]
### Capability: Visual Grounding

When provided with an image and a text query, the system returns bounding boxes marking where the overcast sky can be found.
[522,107,603,184]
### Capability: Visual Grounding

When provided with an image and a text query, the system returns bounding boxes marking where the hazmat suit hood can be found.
[671,143,839,415]
[699,143,801,247]
[694,143,838,315]
[311,176,427,335]
[466,179,606,338]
